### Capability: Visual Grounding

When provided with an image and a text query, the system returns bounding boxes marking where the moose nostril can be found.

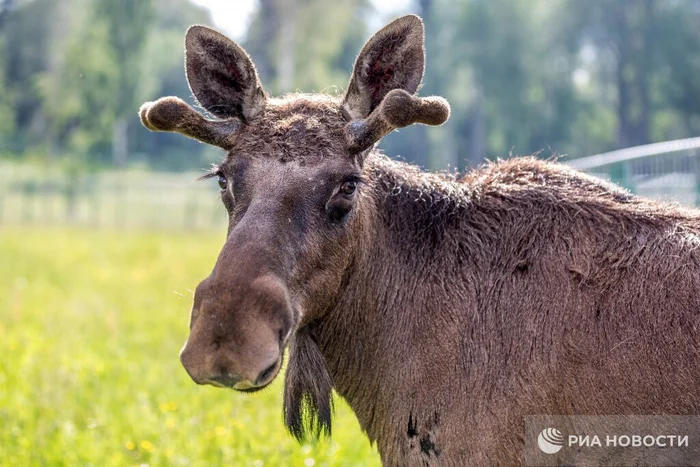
[257,361,278,386]
[209,374,242,387]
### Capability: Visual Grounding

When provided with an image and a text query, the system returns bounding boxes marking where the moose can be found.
[139,15,700,466]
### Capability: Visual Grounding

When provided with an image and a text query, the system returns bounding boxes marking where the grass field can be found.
[0,227,380,466]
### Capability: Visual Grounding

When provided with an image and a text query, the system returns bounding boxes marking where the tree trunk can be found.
[636,0,653,146]
[615,4,632,149]
[615,0,654,148]
[616,58,632,148]
[419,0,433,23]
[277,0,296,93]
[252,0,279,86]
[469,86,486,168]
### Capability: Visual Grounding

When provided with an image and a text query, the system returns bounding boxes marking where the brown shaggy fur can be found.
[324,154,700,464]
[140,14,700,466]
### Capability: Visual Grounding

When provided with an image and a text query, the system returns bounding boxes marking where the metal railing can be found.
[3,136,700,231]
[567,137,700,206]
[0,162,227,231]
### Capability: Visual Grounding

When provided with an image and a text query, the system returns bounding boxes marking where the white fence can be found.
[567,137,700,206]
[3,137,700,231]
[0,162,227,230]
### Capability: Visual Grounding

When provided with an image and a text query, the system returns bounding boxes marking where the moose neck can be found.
[313,152,478,448]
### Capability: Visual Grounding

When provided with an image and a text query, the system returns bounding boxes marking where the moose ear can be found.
[340,15,449,154]
[342,15,425,120]
[185,25,267,122]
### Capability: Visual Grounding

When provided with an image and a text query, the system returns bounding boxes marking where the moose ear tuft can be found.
[185,25,267,122]
[342,15,425,120]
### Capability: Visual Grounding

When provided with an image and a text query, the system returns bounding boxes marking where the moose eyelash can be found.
[345,175,367,186]
[198,165,222,182]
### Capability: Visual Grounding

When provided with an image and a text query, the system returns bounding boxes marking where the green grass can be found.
[0,227,380,466]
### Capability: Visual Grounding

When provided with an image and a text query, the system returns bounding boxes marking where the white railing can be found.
[566,137,700,206]
[3,137,700,230]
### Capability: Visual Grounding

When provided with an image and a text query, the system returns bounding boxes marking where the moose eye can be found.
[217,174,227,190]
[340,180,357,196]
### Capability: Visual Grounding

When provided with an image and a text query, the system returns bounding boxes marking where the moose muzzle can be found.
[179,271,293,392]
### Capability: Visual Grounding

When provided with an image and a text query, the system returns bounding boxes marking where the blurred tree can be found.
[134,0,216,170]
[94,0,153,167]
[2,0,700,172]
[0,0,214,168]
[0,0,57,152]
[653,0,700,139]
[39,0,119,159]
[382,0,581,170]
[0,0,16,28]
[565,0,654,148]
[561,0,700,148]
[462,0,582,164]
[0,36,14,143]
[244,0,369,94]
[378,0,433,169]
[245,0,280,86]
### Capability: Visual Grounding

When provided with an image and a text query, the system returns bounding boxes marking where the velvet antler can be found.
[340,15,450,154]
[139,97,240,149]
[139,25,268,150]
[344,89,450,154]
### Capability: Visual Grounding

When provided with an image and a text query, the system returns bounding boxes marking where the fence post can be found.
[115,175,127,230]
[608,162,632,192]
[22,182,34,224]
[693,153,700,207]
[184,190,197,231]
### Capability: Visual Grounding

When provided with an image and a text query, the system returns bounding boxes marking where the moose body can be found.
[139,15,700,466]
[315,154,700,465]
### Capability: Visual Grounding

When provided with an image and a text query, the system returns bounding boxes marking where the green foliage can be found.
[0,0,213,168]
[289,0,369,92]
[381,0,700,168]
[0,227,381,466]
[244,0,370,94]
[1,0,700,169]
[0,37,14,141]
[38,2,118,157]
[94,0,153,116]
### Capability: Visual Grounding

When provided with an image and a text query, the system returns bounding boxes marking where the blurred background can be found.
[1,0,700,465]
[1,0,700,229]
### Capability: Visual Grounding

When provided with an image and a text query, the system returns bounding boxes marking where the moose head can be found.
[140,14,449,438]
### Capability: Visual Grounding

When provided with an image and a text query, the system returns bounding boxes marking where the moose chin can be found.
[140,14,700,466]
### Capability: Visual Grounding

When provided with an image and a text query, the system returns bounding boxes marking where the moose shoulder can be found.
[139,15,700,466]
